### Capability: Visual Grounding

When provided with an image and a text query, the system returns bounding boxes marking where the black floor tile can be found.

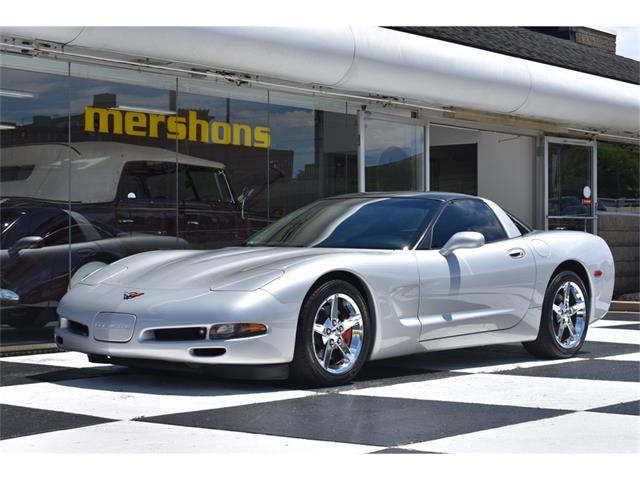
[577,341,640,358]
[316,365,468,393]
[0,361,126,387]
[140,394,567,447]
[0,361,69,387]
[0,404,114,440]
[590,400,640,416]
[367,344,533,374]
[496,359,640,383]
[603,312,640,322]
[371,447,438,453]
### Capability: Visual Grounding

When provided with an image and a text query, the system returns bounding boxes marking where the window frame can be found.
[506,211,533,235]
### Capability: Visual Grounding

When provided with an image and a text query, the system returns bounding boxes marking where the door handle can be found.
[187,220,200,226]
[508,248,525,259]
[118,218,134,224]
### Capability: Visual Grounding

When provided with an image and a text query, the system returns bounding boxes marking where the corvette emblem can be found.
[123,291,144,300]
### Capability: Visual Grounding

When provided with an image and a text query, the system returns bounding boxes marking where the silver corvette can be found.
[55,192,614,386]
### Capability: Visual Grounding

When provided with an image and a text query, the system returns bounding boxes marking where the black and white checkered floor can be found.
[1,312,638,453]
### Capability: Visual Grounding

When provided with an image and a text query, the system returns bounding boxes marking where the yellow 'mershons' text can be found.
[84,107,271,149]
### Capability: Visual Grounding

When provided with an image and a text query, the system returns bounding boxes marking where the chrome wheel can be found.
[552,281,587,350]
[312,293,364,375]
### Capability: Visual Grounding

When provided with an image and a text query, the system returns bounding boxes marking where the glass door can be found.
[545,137,597,233]
[359,112,426,192]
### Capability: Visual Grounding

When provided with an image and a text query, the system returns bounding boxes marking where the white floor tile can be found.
[0,420,377,453]
[405,412,640,453]
[599,352,640,362]
[0,374,317,420]
[585,327,640,345]
[591,320,637,329]
[343,373,640,411]
[448,357,586,374]
[0,351,96,369]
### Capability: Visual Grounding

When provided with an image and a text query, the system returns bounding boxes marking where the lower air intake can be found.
[190,348,226,357]
[152,327,207,341]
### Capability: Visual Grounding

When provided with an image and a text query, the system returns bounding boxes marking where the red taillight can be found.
[593,270,603,278]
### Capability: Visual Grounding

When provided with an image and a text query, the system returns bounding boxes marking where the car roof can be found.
[328,191,479,202]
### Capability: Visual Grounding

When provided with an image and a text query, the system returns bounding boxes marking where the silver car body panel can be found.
[55,195,615,369]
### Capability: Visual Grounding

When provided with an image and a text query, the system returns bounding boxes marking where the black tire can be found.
[290,279,372,387]
[523,270,590,359]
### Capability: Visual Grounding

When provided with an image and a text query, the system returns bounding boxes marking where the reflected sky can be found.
[1,67,321,177]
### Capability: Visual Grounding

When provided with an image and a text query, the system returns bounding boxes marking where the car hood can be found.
[81,246,334,290]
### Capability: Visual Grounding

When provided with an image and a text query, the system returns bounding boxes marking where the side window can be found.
[184,165,232,203]
[179,165,199,202]
[43,225,87,246]
[431,199,507,249]
[117,161,176,201]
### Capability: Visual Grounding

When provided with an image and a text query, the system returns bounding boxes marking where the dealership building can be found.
[0,26,638,351]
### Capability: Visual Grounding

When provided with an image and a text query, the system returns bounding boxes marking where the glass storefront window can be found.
[0,58,360,349]
[1,67,71,342]
[364,118,424,191]
[174,83,269,248]
[429,125,478,195]
[597,142,639,215]
[268,91,357,219]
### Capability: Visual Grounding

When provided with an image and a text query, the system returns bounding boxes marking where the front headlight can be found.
[209,323,267,339]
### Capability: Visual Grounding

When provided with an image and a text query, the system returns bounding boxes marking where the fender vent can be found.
[68,319,89,337]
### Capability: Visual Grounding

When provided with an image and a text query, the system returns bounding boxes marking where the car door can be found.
[180,164,244,249]
[415,199,535,341]
[115,161,178,237]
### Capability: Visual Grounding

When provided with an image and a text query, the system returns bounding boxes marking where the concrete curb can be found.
[610,301,640,313]
[0,343,59,357]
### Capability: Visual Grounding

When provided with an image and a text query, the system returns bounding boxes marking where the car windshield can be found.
[246,197,441,249]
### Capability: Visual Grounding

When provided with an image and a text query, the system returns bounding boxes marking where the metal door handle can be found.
[508,248,525,259]
[187,220,200,226]
[118,218,134,224]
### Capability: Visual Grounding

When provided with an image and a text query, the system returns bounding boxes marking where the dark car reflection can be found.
[1,205,189,328]
[0,141,265,330]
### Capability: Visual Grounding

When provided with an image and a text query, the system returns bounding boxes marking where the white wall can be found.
[477,132,535,225]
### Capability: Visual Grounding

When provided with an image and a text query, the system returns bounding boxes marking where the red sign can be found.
[581,198,592,206]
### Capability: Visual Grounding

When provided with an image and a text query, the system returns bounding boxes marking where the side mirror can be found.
[8,236,44,256]
[439,231,485,256]
[237,186,255,220]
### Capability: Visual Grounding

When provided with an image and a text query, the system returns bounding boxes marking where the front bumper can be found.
[55,283,300,369]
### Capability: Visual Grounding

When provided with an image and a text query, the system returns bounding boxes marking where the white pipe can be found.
[1,26,638,133]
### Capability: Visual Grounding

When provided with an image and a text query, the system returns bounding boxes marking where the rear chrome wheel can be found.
[291,279,372,386]
[551,281,587,350]
[523,270,589,359]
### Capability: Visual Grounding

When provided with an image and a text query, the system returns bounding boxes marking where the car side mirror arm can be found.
[439,231,485,256]
[8,236,44,256]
